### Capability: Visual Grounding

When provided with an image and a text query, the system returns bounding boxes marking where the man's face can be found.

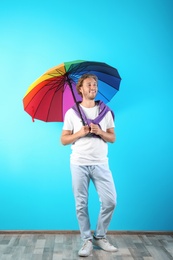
[80,77,98,100]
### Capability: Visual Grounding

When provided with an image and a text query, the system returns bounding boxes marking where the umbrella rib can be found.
[70,68,120,89]
[45,86,58,122]
[98,90,110,102]
[47,68,65,78]
[25,79,65,120]
[97,89,118,102]
[40,80,64,120]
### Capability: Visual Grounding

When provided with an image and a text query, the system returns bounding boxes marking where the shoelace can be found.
[100,238,114,247]
[82,240,91,250]
[102,238,109,244]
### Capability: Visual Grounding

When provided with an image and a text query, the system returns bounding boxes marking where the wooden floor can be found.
[0,233,173,260]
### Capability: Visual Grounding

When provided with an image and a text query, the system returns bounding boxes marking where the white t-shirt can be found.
[63,104,115,165]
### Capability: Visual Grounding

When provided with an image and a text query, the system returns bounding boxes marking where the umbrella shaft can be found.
[66,77,85,126]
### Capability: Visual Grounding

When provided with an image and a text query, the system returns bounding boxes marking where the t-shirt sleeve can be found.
[106,111,115,129]
[63,109,74,131]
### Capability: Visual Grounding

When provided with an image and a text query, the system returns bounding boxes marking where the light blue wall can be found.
[0,0,173,231]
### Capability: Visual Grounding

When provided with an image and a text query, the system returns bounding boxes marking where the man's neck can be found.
[80,100,96,108]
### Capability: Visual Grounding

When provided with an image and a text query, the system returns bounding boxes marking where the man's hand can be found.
[89,123,101,135]
[79,125,90,137]
[61,125,90,145]
[89,123,115,143]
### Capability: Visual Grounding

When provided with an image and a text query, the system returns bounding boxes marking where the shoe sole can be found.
[78,251,93,257]
[93,242,118,252]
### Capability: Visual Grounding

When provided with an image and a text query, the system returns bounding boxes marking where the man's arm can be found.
[89,123,116,143]
[61,125,90,145]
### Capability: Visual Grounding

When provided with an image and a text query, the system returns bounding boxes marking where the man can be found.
[61,74,117,257]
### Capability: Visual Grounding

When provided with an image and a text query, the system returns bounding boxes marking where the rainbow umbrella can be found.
[23,60,121,123]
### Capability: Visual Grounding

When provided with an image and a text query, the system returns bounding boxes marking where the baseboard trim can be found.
[0,230,173,235]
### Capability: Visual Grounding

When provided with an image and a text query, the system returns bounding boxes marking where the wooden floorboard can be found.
[0,233,172,259]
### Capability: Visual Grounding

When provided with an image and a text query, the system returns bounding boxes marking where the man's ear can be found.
[79,87,83,96]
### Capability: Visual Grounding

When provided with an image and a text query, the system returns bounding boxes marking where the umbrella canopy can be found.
[23,60,121,122]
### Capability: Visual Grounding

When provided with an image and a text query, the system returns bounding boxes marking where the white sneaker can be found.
[78,240,93,257]
[93,237,118,252]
